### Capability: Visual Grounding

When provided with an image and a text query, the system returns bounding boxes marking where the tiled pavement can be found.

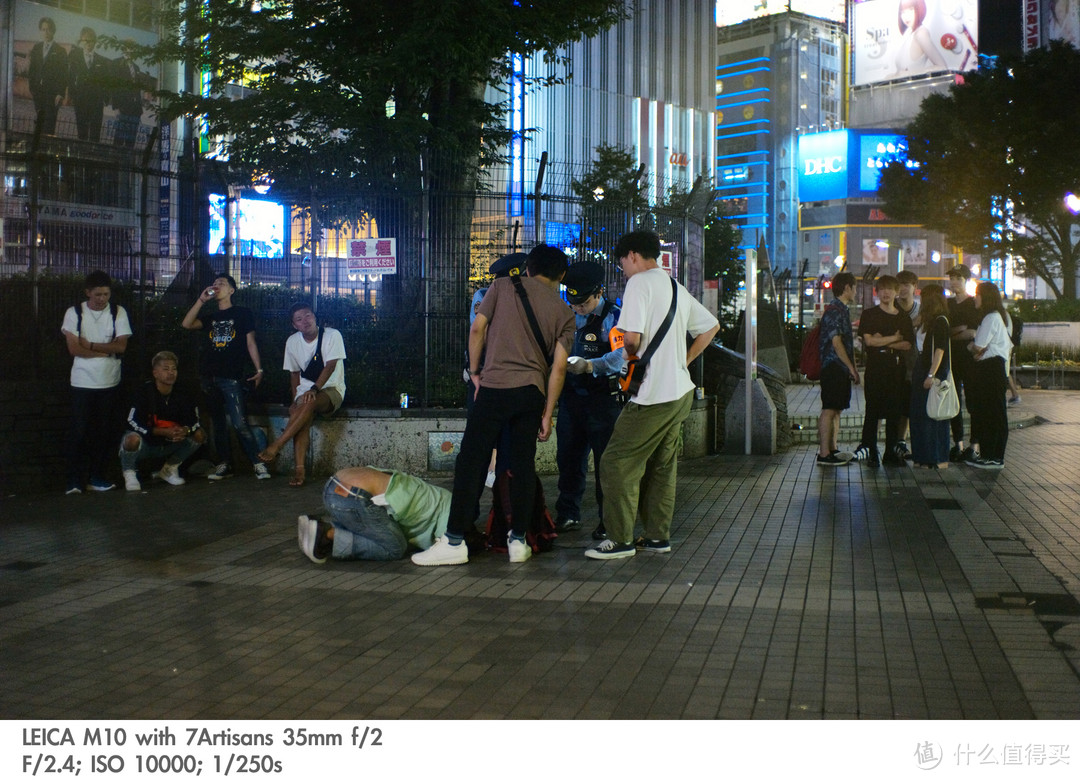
[2,389,1080,720]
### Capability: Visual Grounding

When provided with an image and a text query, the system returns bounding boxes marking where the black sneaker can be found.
[893,442,910,460]
[881,451,901,466]
[584,539,636,560]
[851,445,874,461]
[949,445,964,463]
[816,453,850,466]
[592,523,607,541]
[962,446,977,463]
[207,462,234,481]
[554,516,580,532]
[968,456,1004,470]
[634,536,671,553]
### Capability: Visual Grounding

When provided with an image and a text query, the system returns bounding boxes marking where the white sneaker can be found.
[411,535,469,566]
[123,470,142,492]
[153,463,185,486]
[253,462,271,480]
[508,535,532,563]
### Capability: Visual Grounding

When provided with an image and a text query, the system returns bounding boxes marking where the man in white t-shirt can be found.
[258,303,346,486]
[586,231,719,560]
[61,270,132,494]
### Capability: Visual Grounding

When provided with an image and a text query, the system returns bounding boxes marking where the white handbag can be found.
[926,324,959,420]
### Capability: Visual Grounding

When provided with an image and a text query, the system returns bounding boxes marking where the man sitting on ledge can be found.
[259,302,346,487]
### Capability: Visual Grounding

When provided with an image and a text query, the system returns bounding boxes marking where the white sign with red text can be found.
[346,238,397,274]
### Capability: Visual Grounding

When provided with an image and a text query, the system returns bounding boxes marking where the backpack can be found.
[485,470,557,553]
[799,322,822,380]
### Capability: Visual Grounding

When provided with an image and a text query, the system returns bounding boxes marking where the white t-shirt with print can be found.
[617,267,718,406]
[61,303,132,389]
[283,326,347,400]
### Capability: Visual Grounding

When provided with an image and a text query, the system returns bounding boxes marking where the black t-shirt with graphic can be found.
[199,306,255,380]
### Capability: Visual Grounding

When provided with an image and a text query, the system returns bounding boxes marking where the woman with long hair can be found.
[967,282,1012,469]
[909,284,951,468]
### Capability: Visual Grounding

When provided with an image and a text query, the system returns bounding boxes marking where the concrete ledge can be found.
[249,397,713,480]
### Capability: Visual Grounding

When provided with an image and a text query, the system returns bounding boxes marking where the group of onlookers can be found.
[818,264,1016,471]
[62,271,342,494]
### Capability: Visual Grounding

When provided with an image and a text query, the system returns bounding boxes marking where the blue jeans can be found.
[323,475,408,561]
[119,434,202,473]
[201,376,266,465]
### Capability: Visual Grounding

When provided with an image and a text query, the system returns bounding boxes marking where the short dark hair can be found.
[875,274,899,291]
[526,244,569,280]
[895,270,919,285]
[614,230,661,261]
[39,17,56,33]
[289,301,315,319]
[215,273,238,291]
[831,272,856,298]
[84,270,112,290]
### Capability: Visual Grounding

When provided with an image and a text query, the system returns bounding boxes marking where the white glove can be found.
[566,356,590,375]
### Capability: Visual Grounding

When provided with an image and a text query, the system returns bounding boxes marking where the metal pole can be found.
[533,151,547,246]
[420,150,430,408]
[745,245,758,455]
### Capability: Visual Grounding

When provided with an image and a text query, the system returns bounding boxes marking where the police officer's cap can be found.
[564,261,605,304]
[489,252,529,278]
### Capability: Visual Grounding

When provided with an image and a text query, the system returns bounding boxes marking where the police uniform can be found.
[555,262,625,536]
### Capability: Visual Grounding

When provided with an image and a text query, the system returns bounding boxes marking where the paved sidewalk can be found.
[2,390,1079,719]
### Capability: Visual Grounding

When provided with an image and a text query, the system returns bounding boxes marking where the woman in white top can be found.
[967,282,1012,469]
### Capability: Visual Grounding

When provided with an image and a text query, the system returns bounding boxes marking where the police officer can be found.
[555,261,625,540]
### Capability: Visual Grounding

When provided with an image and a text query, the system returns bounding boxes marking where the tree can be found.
[140,1,628,202]
[877,42,1080,298]
[570,143,649,258]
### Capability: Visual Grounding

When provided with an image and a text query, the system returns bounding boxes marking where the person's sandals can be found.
[289,468,306,487]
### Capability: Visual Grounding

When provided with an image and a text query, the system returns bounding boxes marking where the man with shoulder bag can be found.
[585,231,719,560]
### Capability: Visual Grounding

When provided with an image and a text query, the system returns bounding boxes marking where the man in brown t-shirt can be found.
[412,245,575,566]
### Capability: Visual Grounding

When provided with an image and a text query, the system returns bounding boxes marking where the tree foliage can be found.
[138,0,628,195]
[877,42,1080,298]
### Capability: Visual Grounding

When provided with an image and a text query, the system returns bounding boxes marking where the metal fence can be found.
[2,135,709,407]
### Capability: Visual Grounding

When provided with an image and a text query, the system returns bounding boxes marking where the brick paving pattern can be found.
[2,389,1079,719]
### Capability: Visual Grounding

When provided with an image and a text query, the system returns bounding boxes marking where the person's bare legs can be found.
[259,393,332,480]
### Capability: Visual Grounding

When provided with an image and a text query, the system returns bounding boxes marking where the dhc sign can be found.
[798,129,909,203]
[797,130,850,202]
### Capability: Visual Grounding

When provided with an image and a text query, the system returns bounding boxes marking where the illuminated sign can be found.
[797,130,850,202]
[852,0,979,87]
[798,129,912,202]
[208,195,285,258]
[857,133,915,192]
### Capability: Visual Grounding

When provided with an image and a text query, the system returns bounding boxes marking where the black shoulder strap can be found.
[510,275,553,367]
[638,277,679,365]
[74,301,117,340]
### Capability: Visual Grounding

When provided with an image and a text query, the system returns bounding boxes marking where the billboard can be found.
[798,130,851,202]
[798,129,913,202]
[208,196,285,259]
[1045,0,1080,47]
[11,1,159,145]
[717,1,845,26]
[852,0,979,86]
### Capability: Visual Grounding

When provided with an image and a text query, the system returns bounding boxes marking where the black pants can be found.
[860,357,905,453]
[447,385,546,538]
[555,390,621,522]
[67,385,121,486]
[969,357,1008,461]
[950,351,975,444]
